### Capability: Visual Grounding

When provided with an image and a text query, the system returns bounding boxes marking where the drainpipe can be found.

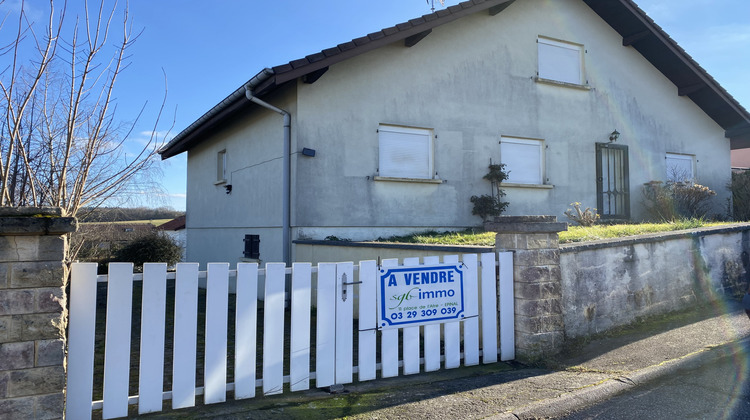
[244,71,292,266]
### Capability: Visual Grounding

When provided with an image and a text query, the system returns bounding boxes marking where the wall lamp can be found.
[302,147,316,157]
[609,130,620,142]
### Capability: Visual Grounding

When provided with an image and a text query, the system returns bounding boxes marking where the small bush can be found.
[483,163,510,184]
[471,163,510,221]
[642,180,716,221]
[564,202,600,226]
[730,171,750,221]
[113,232,182,271]
[471,194,509,221]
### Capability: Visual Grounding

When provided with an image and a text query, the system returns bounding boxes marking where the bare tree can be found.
[0,0,170,217]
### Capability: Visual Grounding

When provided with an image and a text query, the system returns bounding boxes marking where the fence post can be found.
[0,207,76,419]
[485,215,567,361]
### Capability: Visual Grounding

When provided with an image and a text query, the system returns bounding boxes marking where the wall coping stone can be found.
[0,207,61,217]
[0,217,76,236]
[560,222,750,253]
[293,239,492,254]
[0,206,75,236]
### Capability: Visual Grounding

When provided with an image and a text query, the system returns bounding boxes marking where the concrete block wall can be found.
[560,224,750,339]
[0,208,76,420]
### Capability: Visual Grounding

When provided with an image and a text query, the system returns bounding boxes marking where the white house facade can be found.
[161,0,750,268]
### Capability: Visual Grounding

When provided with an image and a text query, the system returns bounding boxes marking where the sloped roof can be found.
[160,0,750,159]
[156,215,186,231]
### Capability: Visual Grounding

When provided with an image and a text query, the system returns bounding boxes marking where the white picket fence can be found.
[66,252,514,419]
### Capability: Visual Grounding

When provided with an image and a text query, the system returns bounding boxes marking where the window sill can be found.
[534,77,590,91]
[374,176,443,184]
[214,179,227,186]
[501,183,554,189]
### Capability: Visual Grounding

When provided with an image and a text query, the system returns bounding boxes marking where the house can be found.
[160,0,750,267]
[157,215,187,261]
[731,149,750,171]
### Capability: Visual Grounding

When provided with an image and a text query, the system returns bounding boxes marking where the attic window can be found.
[377,125,434,180]
[537,37,585,86]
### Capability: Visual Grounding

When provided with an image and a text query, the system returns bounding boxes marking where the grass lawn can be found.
[373,219,732,246]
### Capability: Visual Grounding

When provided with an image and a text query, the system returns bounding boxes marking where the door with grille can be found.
[596,143,630,220]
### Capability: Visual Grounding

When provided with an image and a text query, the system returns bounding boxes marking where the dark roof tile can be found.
[367,31,386,41]
[337,41,357,51]
[448,4,463,12]
[272,63,293,73]
[290,58,310,69]
[322,47,340,57]
[353,36,371,46]
[306,52,326,63]
[382,26,399,36]
[409,17,426,26]
[396,22,413,31]
[436,9,451,17]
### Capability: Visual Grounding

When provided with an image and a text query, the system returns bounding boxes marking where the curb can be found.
[488,336,750,419]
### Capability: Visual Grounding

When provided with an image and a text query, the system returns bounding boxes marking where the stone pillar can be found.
[485,215,567,361]
[0,207,76,420]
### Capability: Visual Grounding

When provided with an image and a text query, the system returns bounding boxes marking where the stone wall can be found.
[485,216,568,360]
[560,224,750,339]
[0,208,76,420]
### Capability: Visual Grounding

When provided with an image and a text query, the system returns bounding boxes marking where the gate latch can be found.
[341,273,362,302]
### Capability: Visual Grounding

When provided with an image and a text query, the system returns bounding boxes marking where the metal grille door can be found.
[596,143,630,220]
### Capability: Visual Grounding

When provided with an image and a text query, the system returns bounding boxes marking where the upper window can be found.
[378,125,434,179]
[538,37,584,85]
[666,153,695,182]
[217,149,227,183]
[500,137,544,185]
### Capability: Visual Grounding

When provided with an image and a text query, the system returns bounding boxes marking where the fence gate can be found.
[66,252,514,419]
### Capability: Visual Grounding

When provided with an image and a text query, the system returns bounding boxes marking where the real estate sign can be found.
[377,263,465,329]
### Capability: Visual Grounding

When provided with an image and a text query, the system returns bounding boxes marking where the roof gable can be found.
[160,0,750,159]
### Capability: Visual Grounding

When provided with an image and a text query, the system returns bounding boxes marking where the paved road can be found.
[558,339,750,420]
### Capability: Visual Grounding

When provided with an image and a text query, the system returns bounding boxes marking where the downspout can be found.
[244,70,292,266]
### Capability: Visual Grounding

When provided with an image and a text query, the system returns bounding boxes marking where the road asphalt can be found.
[140,299,750,419]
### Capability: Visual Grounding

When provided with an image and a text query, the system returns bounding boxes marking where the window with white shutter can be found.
[500,137,544,185]
[666,153,695,182]
[538,37,584,85]
[378,125,434,179]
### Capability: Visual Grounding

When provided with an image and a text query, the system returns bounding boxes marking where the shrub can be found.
[471,194,509,221]
[471,163,510,221]
[642,180,716,221]
[730,171,750,221]
[113,232,182,271]
[483,163,510,184]
[564,202,600,226]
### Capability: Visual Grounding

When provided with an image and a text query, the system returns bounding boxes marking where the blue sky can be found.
[4,0,748,211]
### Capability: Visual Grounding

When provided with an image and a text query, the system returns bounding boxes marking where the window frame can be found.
[499,136,545,186]
[665,152,696,183]
[376,124,435,181]
[537,36,586,86]
[216,149,227,184]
